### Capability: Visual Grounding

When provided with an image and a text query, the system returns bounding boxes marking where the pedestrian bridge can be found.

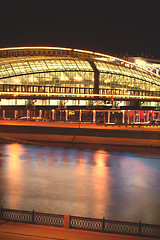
[0,47,160,103]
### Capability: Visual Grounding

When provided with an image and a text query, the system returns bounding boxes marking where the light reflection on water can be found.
[0,143,160,224]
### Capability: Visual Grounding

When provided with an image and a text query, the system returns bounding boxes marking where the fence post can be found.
[0,207,3,220]
[64,214,71,229]
[32,210,35,224]
[102,217,105,232]
[139,221,142,236]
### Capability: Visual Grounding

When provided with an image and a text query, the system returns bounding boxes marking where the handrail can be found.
[0,207,159,238]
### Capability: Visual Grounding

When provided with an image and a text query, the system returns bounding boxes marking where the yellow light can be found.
[0,46,159,79]
[1,91,160,100]
[0,46,72,51]
[69,111,75,115]
[61,72,68,81]
[74,49,94,55]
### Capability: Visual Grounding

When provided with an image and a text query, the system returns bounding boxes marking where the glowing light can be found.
[5,143,24,208]
[74,49,94,55]
[0,46,72,51]
[74,73,83,81]
[92,150,111,216]
[0,91,160,101]
[0,46,159,79]
[61,72,69,81]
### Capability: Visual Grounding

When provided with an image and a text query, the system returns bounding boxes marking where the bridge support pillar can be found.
[65,110,68,121]
[79,109,82,122]
[153,110,155,120]
[133,110,135,123]
[93,110,96,123]
[27,110,30,119]
[127,111,130,124]
[39,110,42,120]
[3,110,5,119]
[138,111,140,122]
[108,110,110,123]
[122,110,125,124]
[146,111,149,122]
[52,109,55,120]
[14,110,18,119]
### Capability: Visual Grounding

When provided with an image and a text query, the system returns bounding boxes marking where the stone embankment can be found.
[0,121,160,147]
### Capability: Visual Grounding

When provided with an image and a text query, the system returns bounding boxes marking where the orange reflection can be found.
[92,150,110,217]
[74,150,111,218]
[72,152,96,216]
[6,143,24,208]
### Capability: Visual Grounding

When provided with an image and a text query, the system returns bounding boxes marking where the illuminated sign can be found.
[69,111,75,115]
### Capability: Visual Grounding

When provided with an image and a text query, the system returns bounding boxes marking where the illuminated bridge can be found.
[0,46,160,103]
[0,47,160,123]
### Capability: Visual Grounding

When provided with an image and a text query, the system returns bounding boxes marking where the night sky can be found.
[0,1,159,58]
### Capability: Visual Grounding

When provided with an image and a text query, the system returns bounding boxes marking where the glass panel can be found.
[0,58,159,93]
[75,60,93,71]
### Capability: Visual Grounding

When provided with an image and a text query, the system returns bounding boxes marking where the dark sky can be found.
[0,1,159,58]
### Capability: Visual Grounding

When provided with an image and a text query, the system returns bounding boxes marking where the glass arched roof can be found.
[0,47,160,89]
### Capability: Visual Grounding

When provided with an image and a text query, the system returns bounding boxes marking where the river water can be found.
[0,142,160,225]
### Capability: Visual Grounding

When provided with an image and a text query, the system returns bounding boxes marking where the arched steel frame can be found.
[0,47,160,101]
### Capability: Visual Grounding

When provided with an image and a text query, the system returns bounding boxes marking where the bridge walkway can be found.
[0,221,156,240]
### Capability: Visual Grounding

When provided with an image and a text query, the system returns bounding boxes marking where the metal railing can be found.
[0,208,160,238]
[1,84,160,97]
[70,216,160,238]
[0,208,64,227]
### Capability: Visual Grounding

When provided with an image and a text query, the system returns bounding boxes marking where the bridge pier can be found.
[122,110,125,124]
[14,110,18,119]
[3,109,5,119]
[66,110,68,121]
[93,110,96,123]
[108,110,110,123]
[52,109,55,120]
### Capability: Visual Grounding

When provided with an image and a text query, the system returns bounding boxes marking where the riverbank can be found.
[0,120,160,147]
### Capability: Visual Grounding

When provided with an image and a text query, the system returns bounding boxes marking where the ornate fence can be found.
[70,216,160,238]
[0,208,64,227]
[0,208,160,238]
